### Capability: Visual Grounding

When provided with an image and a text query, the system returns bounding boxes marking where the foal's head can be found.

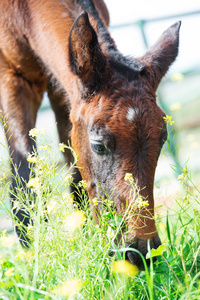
[68,12,180,268]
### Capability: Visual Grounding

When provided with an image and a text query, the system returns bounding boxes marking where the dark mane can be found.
[77,0,145,81]
[109,51,145,81]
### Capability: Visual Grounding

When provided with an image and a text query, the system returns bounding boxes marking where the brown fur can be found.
[0,0,180,268]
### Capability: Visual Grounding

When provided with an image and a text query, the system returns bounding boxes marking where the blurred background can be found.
[0,0,200,230]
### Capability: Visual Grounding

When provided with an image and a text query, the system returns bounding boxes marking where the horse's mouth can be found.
[110,233,161,270]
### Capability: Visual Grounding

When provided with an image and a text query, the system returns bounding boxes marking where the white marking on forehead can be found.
[126,107,139,122]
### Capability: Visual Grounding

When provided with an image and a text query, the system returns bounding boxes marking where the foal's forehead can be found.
[89,96,164,137]
[101,86,162,123]
[126,107,140,122]
[86,77,165,133]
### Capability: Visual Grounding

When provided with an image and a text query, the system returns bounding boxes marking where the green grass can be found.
[0,128,200,300]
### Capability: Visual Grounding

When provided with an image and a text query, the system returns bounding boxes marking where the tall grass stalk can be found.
[0,127,199,299]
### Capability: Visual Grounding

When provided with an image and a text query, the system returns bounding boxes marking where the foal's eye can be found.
[90,141,109,155]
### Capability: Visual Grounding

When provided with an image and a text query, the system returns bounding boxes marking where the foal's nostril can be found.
[125,234,161,270]
[126,249,157,270]
[126,250,144,270]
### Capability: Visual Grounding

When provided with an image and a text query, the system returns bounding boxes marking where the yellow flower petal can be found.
[29,128,46,137]
[29,128,38,137]
[78,180,87,189]
[137,199,149,208]
[124,173,133,182]
[92,197,98,206]
[64,210,86,231]
[27,177,40,188]
[0,234,15,247]
[5,267,14,277]
[53,279,82,297]
[163,115,174,126]
[59,143,66,152]
[27,154,37,163]
[112,260,139,277]
[15,249,34,262]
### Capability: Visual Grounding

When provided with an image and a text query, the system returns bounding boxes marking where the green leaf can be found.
[146,244,166,259]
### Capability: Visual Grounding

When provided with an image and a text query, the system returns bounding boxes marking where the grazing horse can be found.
[0,0,180,268]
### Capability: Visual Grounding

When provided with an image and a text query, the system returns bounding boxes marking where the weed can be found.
[0,127,200,299]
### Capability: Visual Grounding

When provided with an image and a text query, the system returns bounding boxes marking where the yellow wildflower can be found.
[104,198,113,207]
[27,154,37,164]
[95,225,101,233]
[67,237,76,243]
[0,234,15,247]
[59,143,66,153]
[53,279,82,297]
[0,173,7,182]
[143,200,149,206]
[178,173,186,181]
[78,180,87,189]
[92,197,98,206]
[12,201,20,210]
[163,115,174,126]
[29,128,38,137]
[29,128,46,137]
[112,260,139,277]
[64,175,73,184]
[69,193,75,201]
[5,267,14,277]
[27,177,40,188]
[178,168,187,181]
[64,210,86,231]
[16,249,32,261]
[136,197,149,209]
[124,173,133,182]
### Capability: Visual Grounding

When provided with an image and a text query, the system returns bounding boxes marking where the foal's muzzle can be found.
[125,233,161,270]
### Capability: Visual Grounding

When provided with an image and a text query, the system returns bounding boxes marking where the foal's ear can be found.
[69,11,106,95]
[141,22,181,90]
